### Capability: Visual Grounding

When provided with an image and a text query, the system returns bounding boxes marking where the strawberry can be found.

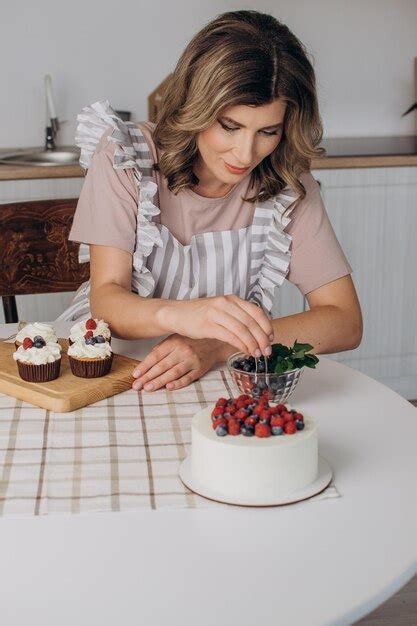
[22,337,33,350]
[85,318,97,330]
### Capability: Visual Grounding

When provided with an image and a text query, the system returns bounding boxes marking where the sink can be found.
[0,146,80,167]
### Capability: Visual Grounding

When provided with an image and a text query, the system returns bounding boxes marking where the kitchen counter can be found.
[1,135,416,180]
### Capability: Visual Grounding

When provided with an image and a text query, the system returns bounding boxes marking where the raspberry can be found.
[216,398,228,407]
[284,422,297,435]
[271,416,285,428]
[228,419,241,436]
[212,418,227,430]
[259,410,271,422]
[255,423,272,438]
[276,404,287,413]
[22,337,33,350]
[269,405,282,416]
[294,412,304,421]
[253,404,267,416]
[85,318,97,330]
[84,330,94,339]
[228,405,237,415]
[235,409,248,420]
[282,411,294,423]
[245,416,257,427]
[211,406,224,418]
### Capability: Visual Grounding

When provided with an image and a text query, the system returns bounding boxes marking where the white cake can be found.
[190,407,318,501]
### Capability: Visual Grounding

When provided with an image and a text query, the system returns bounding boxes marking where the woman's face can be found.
[195,98,286,189]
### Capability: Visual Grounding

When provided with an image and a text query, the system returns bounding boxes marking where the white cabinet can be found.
[313,167,417,399]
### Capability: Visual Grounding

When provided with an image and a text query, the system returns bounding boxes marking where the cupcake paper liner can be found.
[16,358,61,383]
[69,354,113,378]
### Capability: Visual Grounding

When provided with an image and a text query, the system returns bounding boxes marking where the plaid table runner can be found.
[0,369,339,516]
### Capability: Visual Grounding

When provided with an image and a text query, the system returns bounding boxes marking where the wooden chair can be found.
[0,198,90,323]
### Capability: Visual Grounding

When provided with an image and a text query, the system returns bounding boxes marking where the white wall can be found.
[1,0,416,149]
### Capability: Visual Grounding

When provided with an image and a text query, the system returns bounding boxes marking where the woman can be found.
[59,10,362,392]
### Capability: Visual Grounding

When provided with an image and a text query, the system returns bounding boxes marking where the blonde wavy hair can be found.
[153,10,324,207]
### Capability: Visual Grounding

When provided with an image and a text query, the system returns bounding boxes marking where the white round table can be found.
[0,321,416,626]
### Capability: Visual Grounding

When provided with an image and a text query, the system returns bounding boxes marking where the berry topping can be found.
[95,335,105,343]
[209,397,306,437]
[22,337,33,350]
[33,337,46,349]
[85,318,97,330]
[84,330,94,339]
[33,335,44,343]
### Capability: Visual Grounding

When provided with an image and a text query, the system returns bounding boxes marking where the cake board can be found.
[0,339,140,413]
[179,456,333,507]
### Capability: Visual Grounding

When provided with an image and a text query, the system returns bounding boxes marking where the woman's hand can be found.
[131,334,232,392]
[158,295,274,358]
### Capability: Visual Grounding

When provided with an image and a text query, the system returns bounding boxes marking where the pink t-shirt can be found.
[69,122,352,296]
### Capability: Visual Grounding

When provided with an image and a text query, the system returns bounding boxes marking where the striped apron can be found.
[57,100,299,323]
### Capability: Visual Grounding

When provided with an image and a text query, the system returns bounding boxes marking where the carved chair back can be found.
[0,198,89,323]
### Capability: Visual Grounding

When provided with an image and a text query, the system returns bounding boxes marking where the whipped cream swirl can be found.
[13,342,62,365]
[15,322,58,344]
[68,340,112,359]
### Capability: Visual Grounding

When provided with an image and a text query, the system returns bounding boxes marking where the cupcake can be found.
[13,336,62,382]
[67,333,113,378]
[15,322,58,348]
[69,318,111,346]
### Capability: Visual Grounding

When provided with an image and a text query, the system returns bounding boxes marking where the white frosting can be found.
[69,318,111,342]
[15,322,58,344]
[67,340,112,359]
[190,408,318,500]
[13,341,62,365]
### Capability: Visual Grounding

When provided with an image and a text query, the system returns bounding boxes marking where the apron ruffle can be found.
[74,100,163,296]
[248,189,298,313]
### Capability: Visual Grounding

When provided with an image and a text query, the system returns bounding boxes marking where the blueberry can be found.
[257,380,267,390]
[243,364,252,372]
[241,426,254,436]
[33,341,44,349]
[33,335,44,343]
[259,419,269,425]
[95,335,105,343]
[270,382,279,392]
[85,336,96,345]
[215,425,228,437]
[296,420,305,430]
[257,361,266,373]
[272,426,284,436]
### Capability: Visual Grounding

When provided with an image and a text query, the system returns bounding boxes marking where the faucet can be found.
[44,74,60,151]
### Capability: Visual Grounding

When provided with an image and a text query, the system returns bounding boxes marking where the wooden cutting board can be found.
[0,339,140,413]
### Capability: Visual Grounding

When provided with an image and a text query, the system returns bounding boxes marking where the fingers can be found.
[166,370,199,390]
[132,342,174,380]
[210,299,272,357]
[132,352,190,391]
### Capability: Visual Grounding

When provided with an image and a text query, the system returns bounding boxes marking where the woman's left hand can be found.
[131,334,225,392]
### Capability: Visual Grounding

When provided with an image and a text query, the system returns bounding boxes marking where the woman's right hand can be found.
[158,295,274,357]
